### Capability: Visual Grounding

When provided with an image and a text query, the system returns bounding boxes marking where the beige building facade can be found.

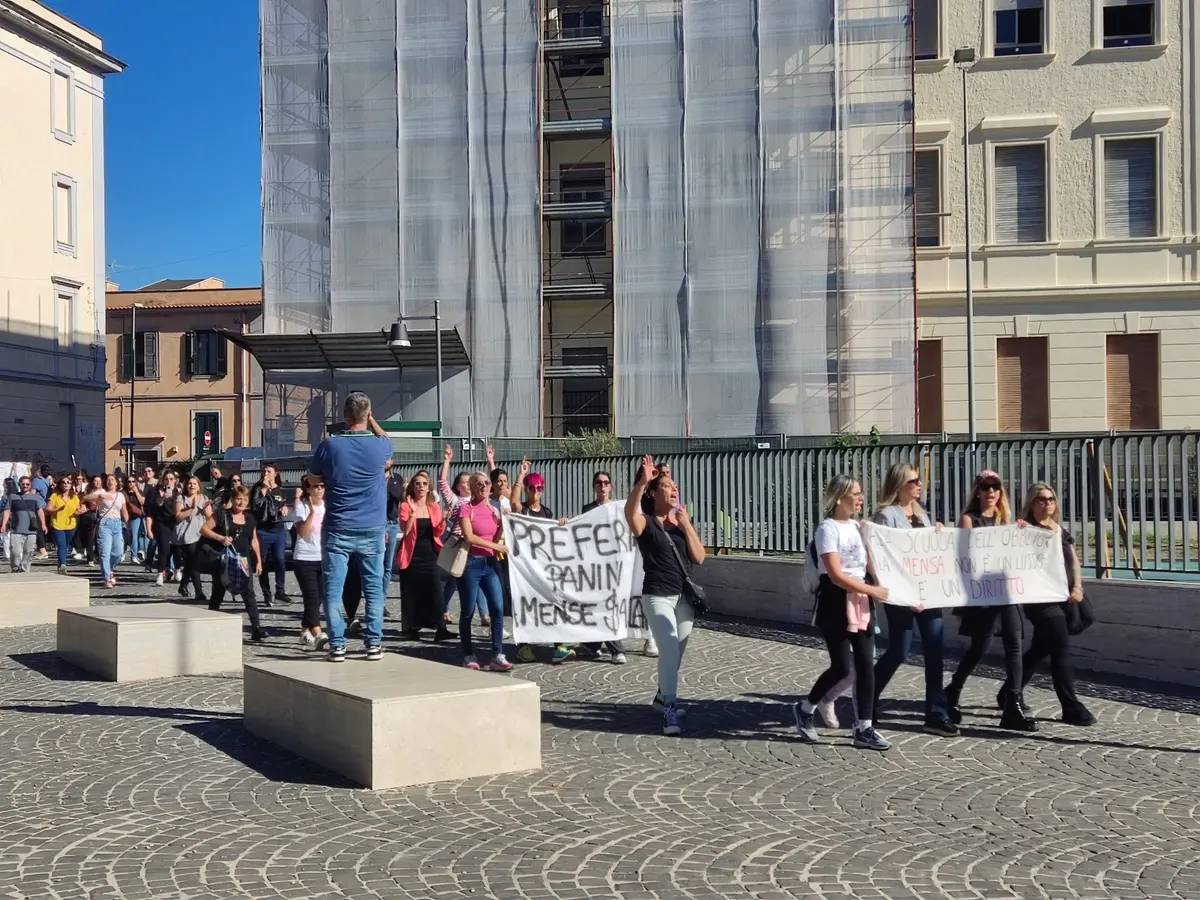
[914,0,1200,433]
[104,283,263,472]
[0,0,123,470]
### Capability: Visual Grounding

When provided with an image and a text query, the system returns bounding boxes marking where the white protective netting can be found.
[612,0,914,436]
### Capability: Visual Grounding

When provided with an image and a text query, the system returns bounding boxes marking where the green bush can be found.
[558,429,625,459]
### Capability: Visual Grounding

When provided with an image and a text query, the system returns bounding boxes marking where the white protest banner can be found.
[863,523,1069,609]
[504,502,641,643]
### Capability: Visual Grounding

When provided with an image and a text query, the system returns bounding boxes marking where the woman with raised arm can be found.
[438,444,487,627]
[944,470,1038,732]
[625,455,706,737]
[1017,482,1096,726]
[456,472,511,671]
[151,470,182,586]
[870,462,957,737]
[792,475,891,751]
[398,470,449,642]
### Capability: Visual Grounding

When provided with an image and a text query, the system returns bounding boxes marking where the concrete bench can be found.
[244,655,542,790]
[0,570,90,627]
[57,602,244,682]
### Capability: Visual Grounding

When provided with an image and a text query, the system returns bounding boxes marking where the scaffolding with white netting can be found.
[258,0,914,442]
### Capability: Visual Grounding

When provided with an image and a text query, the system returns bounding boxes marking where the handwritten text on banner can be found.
[863,523,1069,609]
[504,502,649,643]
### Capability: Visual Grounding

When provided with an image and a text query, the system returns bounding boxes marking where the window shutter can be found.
[916,340,943,433]
[994,145,1046,244]
[914,0,938,59]
[996,337,1049,432]
[215,332,228,378]
[1106,334,1159,430]
[915,150,941,247]
[143,332,159,380]
[1104,139,1156,239]
[184,332,196,379]
[121,333,132,380]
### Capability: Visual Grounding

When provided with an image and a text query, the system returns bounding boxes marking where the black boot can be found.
[1061,702,1096,726]
[999,692,1038,732]
[997,685,1032,716]
[945,683,963,724]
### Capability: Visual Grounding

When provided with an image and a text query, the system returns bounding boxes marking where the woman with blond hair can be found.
[944,470,1037,732]
[1016,482,1096,726]
[871,462,957,737]
[793,475,891,751]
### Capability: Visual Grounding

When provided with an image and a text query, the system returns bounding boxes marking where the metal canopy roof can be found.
[222,328,470,372]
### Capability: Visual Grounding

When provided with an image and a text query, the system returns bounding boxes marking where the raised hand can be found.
[443,443,454,462]
[638,454,655,484]
[518,456,530,476]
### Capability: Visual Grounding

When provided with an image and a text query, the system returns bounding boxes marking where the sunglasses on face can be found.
[905,478,921,486]
[594,480,610,486]
[1035,495,1056,503]
[980,482,1001,491]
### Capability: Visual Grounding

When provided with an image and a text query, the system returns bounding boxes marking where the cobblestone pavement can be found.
[1,564,1199,900]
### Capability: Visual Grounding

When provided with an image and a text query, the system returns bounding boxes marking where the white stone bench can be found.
[57,602,244,682]
[244,655,542,790]
[0,570,90,627]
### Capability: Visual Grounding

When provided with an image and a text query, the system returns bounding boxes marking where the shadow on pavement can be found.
[175,718,359,789]
[8,651,101,682]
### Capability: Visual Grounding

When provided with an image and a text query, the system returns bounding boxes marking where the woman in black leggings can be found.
[945,470,1037,732]
[1016,482,1096,726]
[792,475,891,751]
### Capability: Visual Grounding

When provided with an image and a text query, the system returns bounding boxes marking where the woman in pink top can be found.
[438,444,489,627]
[456,472,510,671]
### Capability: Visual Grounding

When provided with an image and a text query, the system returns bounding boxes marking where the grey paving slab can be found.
[0,562,1197,899]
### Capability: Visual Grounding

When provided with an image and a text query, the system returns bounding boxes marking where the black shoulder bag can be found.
[662,521,710,617]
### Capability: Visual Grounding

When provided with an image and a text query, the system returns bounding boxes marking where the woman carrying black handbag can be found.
[1014,482,1097,726]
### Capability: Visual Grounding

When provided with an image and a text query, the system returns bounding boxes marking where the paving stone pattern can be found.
[1,565,1199,899]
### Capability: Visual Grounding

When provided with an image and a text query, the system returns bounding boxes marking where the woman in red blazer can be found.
[398,470,450,641]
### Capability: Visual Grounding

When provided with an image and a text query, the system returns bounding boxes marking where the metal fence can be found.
[237,432,1200,576]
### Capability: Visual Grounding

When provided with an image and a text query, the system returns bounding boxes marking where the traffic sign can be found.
[119,437,137,449]
[203,431,212,449]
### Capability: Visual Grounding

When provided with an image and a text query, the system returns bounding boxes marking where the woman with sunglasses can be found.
[292,476,329,650]
[871,462,957,736]
[174,476,212,603]
[512,461,576,665]
[944,470,1038,732]
[46,476,81,574]
[438,444,488,628]
[1016,483,1096,726]
[398,470,450,642]
[577,470,628,664]
[456,471,511,671]
[123,476,148,564]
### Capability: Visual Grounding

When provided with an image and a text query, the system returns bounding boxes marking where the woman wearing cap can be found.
[512,460,575,665]
[1017,482,1096,726]
[871,462,957,737]
[944,470,1038,732]
[398,470,450,642]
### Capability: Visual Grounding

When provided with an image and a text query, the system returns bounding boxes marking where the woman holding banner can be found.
[625,455,705,737]
[871,463,958,737]
[945,471,1039,732]
[793,476,891,751]
[1016,483,1096,726]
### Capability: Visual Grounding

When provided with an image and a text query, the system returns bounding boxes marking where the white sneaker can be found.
[299,631,317,649]
[643,638,659,658]
[173,570,183,583]
[155,572,165,587]
[816,699,840,729]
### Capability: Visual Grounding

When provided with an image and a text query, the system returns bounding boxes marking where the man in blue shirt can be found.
[309,391,394,661]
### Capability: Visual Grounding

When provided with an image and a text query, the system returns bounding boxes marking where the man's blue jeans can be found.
[128,517,148,558]
[97,518,125,581]
[257,526,288,599]
[382,521,400,593]
[874,605,947,717]
[322,527,386,650]
[456,555,505,658]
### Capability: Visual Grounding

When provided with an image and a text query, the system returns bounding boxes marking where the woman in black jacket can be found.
[251,463,290,607]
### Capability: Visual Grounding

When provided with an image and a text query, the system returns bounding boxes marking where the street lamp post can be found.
[128,302,144,471]
[954,47,978,446]
[387,297,443,430]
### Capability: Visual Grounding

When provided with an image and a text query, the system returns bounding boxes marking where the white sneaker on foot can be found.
[155,572,165,586]
[816,699,840,729]
[643,638,659,658]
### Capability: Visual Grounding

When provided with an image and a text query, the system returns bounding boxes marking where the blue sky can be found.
[52,1,262,289]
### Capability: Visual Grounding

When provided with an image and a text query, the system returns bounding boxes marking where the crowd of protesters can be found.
[1,392,1095,747]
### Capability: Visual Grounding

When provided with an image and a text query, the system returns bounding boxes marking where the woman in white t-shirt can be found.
[792,475,891,752]
[292,476,328,650]
[82,474,128,589]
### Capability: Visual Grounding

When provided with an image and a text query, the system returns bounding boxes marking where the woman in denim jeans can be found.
[123,477,148,563]
[456,472,511,672]
[82,475,128,589]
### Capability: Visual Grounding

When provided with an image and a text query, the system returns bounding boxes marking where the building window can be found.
[916,339,944,433]
[1103,0,1155,48]
[993,144,1047,244]
[994,0,1044,56]
[53,175,77,256]
[558,4,605,77]
[915,149,943,247]
[560,163,607,257]
[187,330,228,378]
[51,61,75,143]
[193,411,221,457]
[57,289,75,353]
[560,346,610,434]
[996,336,1049,432]
[121,332,159,380]
[1103,137,1157,239]
[1106,333,1159,430]
[914,0,940,60]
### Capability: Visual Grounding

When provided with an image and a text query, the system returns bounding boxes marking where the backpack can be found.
[800,537,821,596]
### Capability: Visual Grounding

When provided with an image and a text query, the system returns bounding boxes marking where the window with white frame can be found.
[57,289,75,353]
[993,144,1047,244]
[53,175,77,255]
[51,62,75,142]
[1103,137,1157,238]
[1102,0,1155,48]
[994,0,1044,56]
[915,149,943,247]
[914,0,940,60]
